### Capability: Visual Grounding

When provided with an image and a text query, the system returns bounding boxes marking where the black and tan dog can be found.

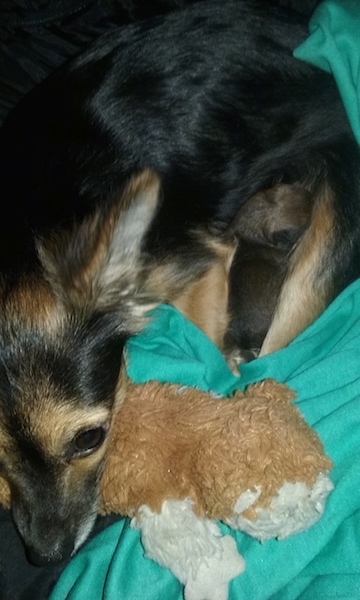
[0,0,359,566]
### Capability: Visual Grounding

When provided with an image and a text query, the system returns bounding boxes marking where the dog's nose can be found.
[26,540,74,566]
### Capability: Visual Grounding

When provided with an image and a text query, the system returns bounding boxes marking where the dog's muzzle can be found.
[12,486,99,566]
[26,540,75,566]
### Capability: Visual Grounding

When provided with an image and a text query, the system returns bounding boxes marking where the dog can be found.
[0,0,359,566]
[173,183,313,371]
[0,169,229,567]
[225,182,312,366]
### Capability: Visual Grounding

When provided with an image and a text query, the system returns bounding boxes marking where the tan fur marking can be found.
[2,276,65,332]
[0,427,13,506]
[0,394,114,510]
[173,240,236,347]
[260,184,335,355]
[234,183,312,242]
[0,476,10,508]
[24,396,111,458]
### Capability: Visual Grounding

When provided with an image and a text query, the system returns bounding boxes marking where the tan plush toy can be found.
[99,376,333,600]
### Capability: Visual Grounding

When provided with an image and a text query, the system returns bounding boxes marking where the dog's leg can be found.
[132,499,245,600]
[260,183,335,355]
[172,238,236,349]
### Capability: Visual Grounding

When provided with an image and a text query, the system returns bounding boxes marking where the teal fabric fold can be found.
[125,304,240,395]
[293,0,360,145]
[50,278,360,600]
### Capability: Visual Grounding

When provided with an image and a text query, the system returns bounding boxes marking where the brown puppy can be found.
[226,184,312,365]
[172,184,312,371]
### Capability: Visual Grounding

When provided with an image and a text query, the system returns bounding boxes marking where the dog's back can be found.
[0,0,354,258]
[1,1,359,349]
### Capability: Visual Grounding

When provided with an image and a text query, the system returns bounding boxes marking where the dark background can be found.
[0,0,320,126]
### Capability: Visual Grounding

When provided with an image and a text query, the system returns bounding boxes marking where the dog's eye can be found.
[72,426,107,458]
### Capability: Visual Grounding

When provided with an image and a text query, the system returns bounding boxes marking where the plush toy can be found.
[99,375,333,600]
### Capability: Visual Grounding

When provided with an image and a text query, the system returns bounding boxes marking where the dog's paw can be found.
[225,347,260,375]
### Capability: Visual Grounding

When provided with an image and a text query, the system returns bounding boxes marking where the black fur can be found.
[0,1,359,319]
[1,0,359,280]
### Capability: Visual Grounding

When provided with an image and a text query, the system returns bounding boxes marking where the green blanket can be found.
[50,2,360,598]
[294,0,360,146]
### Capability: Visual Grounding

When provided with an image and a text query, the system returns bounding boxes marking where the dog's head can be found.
[0,169,236,565]
[0,171,168,565]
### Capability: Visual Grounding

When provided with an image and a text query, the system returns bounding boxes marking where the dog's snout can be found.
[11,476,99,568]
[26,546,53,567]
[26,540,74,566]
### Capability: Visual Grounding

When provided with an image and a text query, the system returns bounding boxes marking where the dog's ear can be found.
[37,170,160,326]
